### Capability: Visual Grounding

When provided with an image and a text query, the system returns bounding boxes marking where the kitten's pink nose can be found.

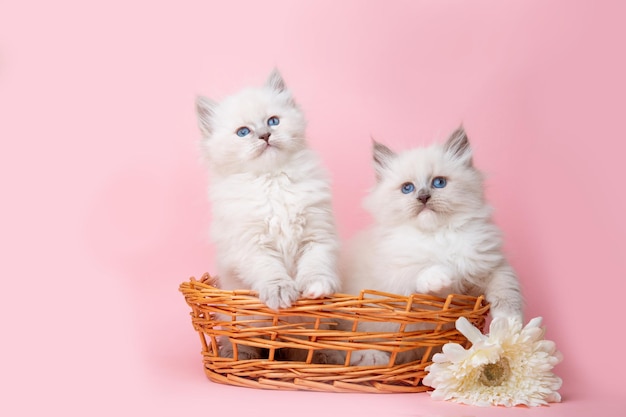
[258,132,271,143]
[417,193,431,204]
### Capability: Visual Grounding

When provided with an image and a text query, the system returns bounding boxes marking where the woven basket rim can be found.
[182,272,487,308]
[180,272,490,393]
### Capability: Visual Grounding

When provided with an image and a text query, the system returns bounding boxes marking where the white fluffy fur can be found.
[196,70,342,363]
[196,69,340,310]
[340,127,523,365]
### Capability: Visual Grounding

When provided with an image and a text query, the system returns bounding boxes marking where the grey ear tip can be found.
[196,96,216,113]
[266,69,287,92]
[372,140,395,160]
[372,140,385,151]
[448,126,469,146]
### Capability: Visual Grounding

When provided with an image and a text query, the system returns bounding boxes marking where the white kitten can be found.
[196,70,341,361]
[340,127,523,365]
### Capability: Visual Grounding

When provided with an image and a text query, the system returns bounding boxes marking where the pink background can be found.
[2,1,624,415]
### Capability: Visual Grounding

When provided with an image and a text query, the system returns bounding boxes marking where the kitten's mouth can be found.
[416,204,434,215]
[262,143,277,153]
[256,141,279,158]
[259,141,272,150]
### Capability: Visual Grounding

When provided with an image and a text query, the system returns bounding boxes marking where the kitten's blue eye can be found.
[401,182,415,194]
[432,177,447,188]
[236,127,250,137]
[267,116,280,126]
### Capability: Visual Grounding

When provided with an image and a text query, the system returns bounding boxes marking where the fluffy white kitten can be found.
[340,127,523,365]
[196,70,341,361]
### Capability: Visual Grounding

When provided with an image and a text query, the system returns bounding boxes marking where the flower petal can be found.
[489,317,515,341]
[534,339,557,355]
[545,391,562,403]
[470,345,502,366]
[456,316,485,344]
[426,316,562,408]
[441,343,470,362]
[525,316,543,329]
[430,352,448,363]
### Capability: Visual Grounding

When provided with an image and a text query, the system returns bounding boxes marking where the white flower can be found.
[422,316,563,407]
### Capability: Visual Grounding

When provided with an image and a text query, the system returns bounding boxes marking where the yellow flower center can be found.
[479,357,511,387]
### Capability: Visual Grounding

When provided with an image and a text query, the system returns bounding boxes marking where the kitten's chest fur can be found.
[385,227,463,266]
[377,224,491,294]
[210,170,322,254]
[254,172,307,243]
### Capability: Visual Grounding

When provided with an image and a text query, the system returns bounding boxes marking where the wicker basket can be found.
[179,273,489,393]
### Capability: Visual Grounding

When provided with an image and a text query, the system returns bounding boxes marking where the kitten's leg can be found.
[213,311,266,360]
[414,264,454,294]
[278,348,346,364]
[396,347,427,365]
[312,349,346,365]
[350,349,391,366]
[218,336,266,360]
[236,251,299,310]
[484,263,524,321]
[295,241,340,299]
[275,318,345,364]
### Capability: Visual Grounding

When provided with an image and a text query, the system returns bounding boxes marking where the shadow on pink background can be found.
[2,1,624,416]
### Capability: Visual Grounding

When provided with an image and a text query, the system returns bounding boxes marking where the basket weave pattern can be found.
[180,273,489,393]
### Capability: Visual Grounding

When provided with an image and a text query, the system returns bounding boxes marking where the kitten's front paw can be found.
[488,302,524,323]
[350,349,391,366]
[300,280,337,299]
[259,279,299,310]
[415,265,454,294]
[297,273,340,299]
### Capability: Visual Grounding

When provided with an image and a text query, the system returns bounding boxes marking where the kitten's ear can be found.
[266,68,286,92]
[372,139,396,182]
[444,125,473,166]
[196,95,216,138]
